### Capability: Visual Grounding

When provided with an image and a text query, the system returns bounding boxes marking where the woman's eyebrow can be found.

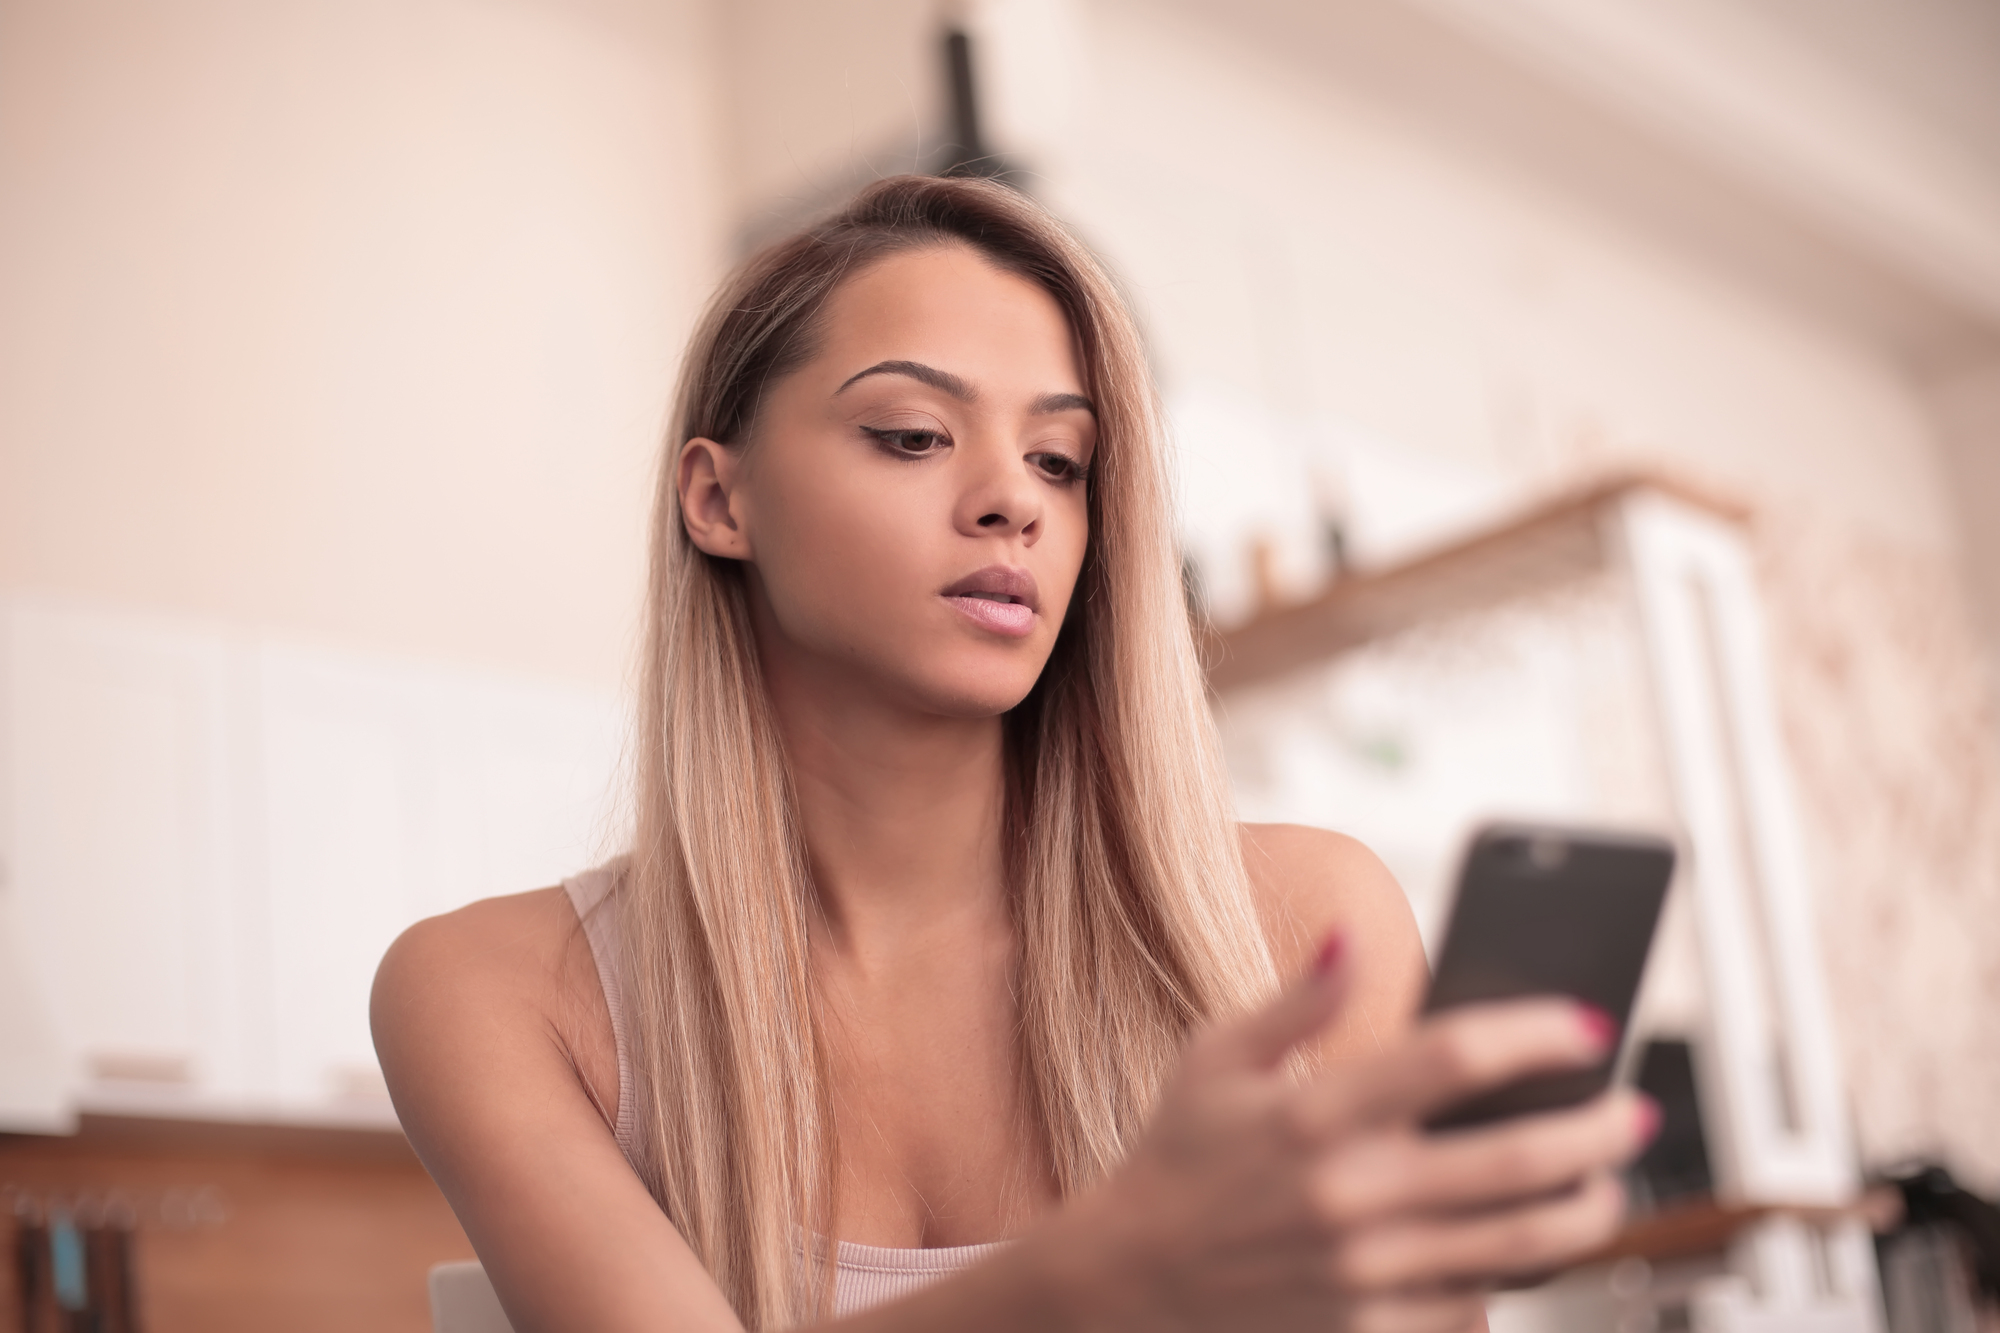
[1031,391,1095,417]
[835,360,975,400]
[833,361,1095,417]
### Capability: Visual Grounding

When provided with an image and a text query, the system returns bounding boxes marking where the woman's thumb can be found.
[1203,933,1349,1073]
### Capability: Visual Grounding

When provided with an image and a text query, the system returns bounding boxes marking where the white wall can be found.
[0,0,730,691]
[1010,0,2000,1187]
[1054,0,1957,558]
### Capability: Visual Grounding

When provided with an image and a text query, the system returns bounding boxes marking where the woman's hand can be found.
[1040,939,1656,1333]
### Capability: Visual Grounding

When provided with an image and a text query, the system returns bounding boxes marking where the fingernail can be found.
[1636,1097,1662,1144]
[1576,1004,1617,1052]
[1313,932,1346,978]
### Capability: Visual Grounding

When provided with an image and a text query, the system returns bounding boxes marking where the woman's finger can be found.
[1182,933,1350,1077]
[1313,1089,1656,1222]
[1295,998,1612,1135]
[1331,1169,1628,1293]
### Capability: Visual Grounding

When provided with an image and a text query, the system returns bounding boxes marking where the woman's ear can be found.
[677,438,752,560]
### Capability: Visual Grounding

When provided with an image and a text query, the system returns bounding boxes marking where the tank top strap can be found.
[562,859,638,1160]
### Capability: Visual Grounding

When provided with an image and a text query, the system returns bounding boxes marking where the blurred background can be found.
[3,1,1999,1329]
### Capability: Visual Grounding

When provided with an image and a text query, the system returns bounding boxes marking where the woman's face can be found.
[678,243,1096,719]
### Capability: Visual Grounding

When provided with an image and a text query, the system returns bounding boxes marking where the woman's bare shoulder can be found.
[375,887,577,1008]
[372,886,618,1127]
[1237,823,1429,1056]
[371,888,729,1327]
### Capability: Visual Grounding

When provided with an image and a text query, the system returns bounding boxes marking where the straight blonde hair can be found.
[618,175,1278,1328]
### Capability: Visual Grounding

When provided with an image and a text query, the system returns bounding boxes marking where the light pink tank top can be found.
[562,863,1006,1316]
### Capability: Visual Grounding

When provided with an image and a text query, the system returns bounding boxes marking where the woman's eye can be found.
[1031,451,1089,484]
[862,427,947,457]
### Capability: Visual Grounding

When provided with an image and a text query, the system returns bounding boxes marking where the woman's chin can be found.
[897,661,1047,721]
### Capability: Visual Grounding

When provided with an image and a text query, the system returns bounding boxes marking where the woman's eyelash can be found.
[861,426,947,456]
[1032,451,1091,484]
[861,427,1089,484]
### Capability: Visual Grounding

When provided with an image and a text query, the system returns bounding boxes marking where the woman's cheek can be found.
[769,483,939,649]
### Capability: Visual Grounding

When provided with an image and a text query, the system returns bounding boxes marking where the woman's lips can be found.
[941,565,1039,638]
[945,594,1036,637]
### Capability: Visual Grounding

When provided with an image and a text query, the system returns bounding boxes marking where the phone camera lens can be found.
[1527,836,1569,871]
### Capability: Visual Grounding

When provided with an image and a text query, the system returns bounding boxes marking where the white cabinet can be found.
[1,602,257,1118]
[256,643,622,1117]
[0,596,623,1131]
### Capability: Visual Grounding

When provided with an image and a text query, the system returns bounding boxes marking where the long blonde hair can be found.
[618,175,1278,1328]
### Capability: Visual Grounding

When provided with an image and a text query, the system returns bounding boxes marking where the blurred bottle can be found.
[11,1191,56,1333]
[1310,461,1351,585]
[6,1192,143,1333]
[81,1198,141,1333]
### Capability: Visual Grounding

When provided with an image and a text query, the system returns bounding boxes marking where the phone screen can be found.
[1419,824,1676,1131]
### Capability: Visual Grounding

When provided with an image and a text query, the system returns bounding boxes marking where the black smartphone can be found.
[1419,822,1676,1132]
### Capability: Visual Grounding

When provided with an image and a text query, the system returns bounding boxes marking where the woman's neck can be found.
[756,628,1011,962]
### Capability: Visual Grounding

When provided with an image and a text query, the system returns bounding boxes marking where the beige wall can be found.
[1932,363,2000,705]
[719,0,944,236]
[0,0,729,690]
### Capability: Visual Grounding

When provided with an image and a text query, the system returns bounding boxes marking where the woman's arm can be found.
[373,891,746,1333]
[372,892,1125,1333]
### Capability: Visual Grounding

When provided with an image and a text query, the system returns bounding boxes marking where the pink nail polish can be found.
[1313,932,1346,977]
[1577,1005,1617,1052]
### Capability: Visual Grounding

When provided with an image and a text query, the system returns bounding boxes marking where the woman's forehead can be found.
[811,245,1086,395]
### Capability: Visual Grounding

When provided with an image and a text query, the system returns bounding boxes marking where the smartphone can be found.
[1419,822,1676,1132]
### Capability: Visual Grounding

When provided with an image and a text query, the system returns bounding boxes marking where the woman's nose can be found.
[954,441,1041,542]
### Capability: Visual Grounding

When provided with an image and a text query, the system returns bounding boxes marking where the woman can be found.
[373,175,1650,1333]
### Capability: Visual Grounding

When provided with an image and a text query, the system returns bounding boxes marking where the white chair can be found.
[429,1261,516,1333]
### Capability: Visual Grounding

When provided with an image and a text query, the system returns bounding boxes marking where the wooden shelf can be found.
[1201,472,1748,693]
[1586,1192,1886,1266]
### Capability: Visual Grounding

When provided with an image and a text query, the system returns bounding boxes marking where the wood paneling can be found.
[1,1116,472,1333]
